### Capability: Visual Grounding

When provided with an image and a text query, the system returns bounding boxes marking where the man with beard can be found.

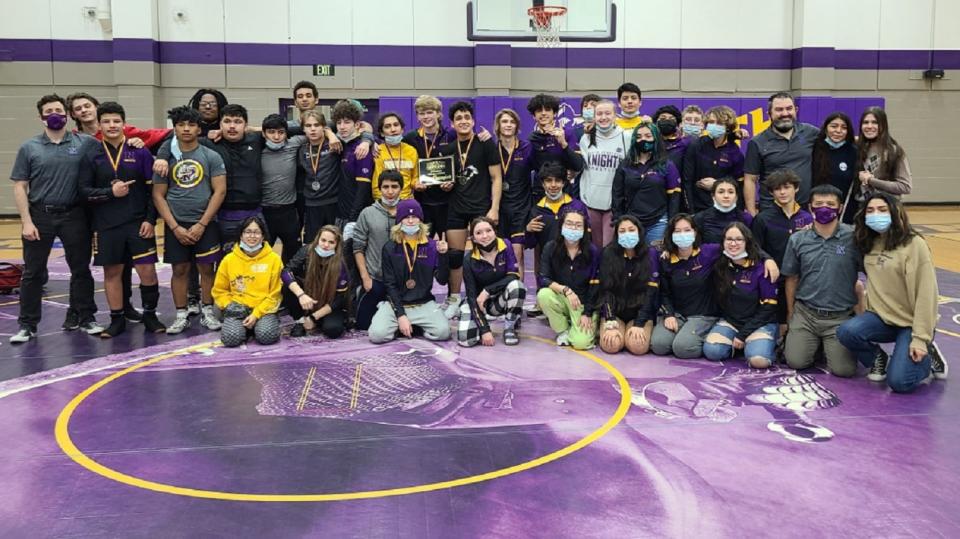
[743,92,818,215]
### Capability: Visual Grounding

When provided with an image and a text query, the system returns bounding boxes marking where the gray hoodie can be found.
[352,200,395,280]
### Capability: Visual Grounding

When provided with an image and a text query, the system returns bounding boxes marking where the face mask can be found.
[865,213,892,233]
[714,200,736,213]
[681,123,701,137]
[672,231,696,249]
[545,189,564,201]
[724,249,748,261]
[812,206,839,224]
[581,109,595,122]
[477,239,498,252]
[618,231,640,249]
[705,123,726,140]
[401,223,421,236]
[265,140,285,151]
[596,123,616,135]
[656,119,678,136]
[825,137,846,149]
[561,227,584,243]
[43,113,67,131]
[772,118,795,133]
[314,245,336,258]
[385,134,403,146]
[620,109,639,118]
[381,195,399,207]
[240,242,262,253]
[638,140,655,153]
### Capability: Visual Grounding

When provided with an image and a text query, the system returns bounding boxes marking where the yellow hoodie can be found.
[212,243,283,319]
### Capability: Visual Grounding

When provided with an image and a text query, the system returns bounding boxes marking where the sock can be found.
[140,284,160,313]
[110,309,123,321]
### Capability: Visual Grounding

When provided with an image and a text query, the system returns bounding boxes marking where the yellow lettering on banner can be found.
[750,108,771,136]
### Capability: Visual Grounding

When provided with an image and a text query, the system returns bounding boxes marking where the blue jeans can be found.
[837,311,931,393]
[645,214,668,244]
[703,320,778,367]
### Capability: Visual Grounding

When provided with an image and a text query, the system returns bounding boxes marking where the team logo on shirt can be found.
[457,165,479,186]
[172,159,205,188]
[839,161,848,172]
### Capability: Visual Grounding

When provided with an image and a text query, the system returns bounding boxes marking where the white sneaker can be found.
[200,305,222,331]
[555,330,570,347]
[186,298,201,316]
[79,320,104,335]
[444,295,461,319]
[166,311,190,334]
[9,327,35,344]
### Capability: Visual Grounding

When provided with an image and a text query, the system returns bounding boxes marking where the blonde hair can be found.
[390,222,430,243]
[494,108,521,138]
[300,109,326,127]
[682,104,703,117]
[705,105,738,133]
[414,95,442,114]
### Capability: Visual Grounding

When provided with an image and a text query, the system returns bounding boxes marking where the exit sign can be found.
[313,64,335,76]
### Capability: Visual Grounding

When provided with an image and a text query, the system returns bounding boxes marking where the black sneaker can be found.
[142,312,167,334]
[124,304,143,323]
[503,326,519,346]
[867,348,889,382]
[930,341,948,380]
[62,310,80,331]
[290,323,307,337]
[186,297,201,316]
[526,304,544,318]
[100,318,126,339]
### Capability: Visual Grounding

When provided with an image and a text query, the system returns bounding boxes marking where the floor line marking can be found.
[0,288,106,307]
[350,364,363,409]
[296,366,316,412]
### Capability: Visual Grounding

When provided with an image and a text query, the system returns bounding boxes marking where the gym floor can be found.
[1,208,958,538]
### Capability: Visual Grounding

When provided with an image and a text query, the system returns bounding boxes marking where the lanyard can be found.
[457,135,475,171]
[102,138,125,179]
[499,139,517,177]
[404,242,419,274]
[421,128,440,158]
[385,143,403,170]
[309,140,325,175]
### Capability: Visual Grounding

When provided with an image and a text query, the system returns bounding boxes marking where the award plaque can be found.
[418,155,454,186]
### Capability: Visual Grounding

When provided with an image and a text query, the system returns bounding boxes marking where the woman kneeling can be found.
[283,225,350,338]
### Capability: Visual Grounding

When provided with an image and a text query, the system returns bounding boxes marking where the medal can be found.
[312,181,320,191]
[403,242,420,289]
[102,137,125,180]
[499,139,516,177]
[456,134,474,173]
[421,128,440,158]
[405,279,416,289]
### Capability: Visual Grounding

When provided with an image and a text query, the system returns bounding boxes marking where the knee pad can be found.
[448,250,465,270]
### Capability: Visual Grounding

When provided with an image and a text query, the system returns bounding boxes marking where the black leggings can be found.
[282,287,346,338]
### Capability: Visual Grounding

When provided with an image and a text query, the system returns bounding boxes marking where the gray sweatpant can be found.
[650,315,718,359]
[368,300,451,344]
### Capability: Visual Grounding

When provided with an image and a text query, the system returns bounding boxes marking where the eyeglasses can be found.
[242,230,263,237]
[562,222,584,230]
[724,238,745,244]
[198,102,218,109]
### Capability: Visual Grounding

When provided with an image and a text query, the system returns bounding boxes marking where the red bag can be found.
[0,262,23,294]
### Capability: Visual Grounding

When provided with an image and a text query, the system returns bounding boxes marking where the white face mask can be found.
[724,249,748,261]
[240,241,262,253]
[714,200,736,213]
[381,195,399,207]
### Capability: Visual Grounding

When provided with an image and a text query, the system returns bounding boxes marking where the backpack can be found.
[0,262,23,294]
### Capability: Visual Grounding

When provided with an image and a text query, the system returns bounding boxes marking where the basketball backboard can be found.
[467,0,616,42]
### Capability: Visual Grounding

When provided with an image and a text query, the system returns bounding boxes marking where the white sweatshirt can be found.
[577,127,628,211]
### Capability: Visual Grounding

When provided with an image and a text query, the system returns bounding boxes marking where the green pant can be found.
[537,288,597,350]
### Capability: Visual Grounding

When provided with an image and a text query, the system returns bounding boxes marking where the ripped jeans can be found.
[703,320,778,367]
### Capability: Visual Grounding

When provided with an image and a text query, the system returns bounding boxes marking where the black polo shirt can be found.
[744,123,818,208]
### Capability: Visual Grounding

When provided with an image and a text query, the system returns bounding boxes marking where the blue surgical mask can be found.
[825,137,846,149]
[240,242,262,253]
[314,245,335,258]
[596,122,616,135]
[545,190,564,201]
[714,200,736,213]
[401,224,421,236]
[865,213,892,233]
[672,231,695,249]
[265,140,285,151]
[385,134,403,146]
[581,109,595,122]
[561,227,584,243]
[705,123,726,140]
[617,231,640,249]
[620,109,639,118]
[381,195,399,207]
[682,123,702,137]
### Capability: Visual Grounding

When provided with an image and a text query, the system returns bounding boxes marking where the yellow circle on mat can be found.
[55,337,632,502]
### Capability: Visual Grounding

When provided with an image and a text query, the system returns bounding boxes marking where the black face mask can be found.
[477,239,498,252]
[657,119,678,136]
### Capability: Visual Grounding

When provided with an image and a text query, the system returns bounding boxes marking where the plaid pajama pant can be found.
[457,279,526,346]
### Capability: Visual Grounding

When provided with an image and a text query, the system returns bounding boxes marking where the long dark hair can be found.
[188,88,228,117]
[857,107,905,183]
[599,215,650,313]
[853,191,918,254]
[812,112,857,187]
[304,225,345,308]
[550,209,593,271]
[713,222,762,301]
[626,120,669,174]
[661,213,701,256]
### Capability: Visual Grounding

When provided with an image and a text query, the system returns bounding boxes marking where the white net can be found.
[529,7,566,48]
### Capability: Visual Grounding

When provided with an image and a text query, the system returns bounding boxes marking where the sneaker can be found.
[867,348,889,382]
[78,320,104,335]
[62,310,80,331]
[200,305,222,331]
[186,297,201,316]
[9,327,35,344]
[526,304,544,319]
[166,312,190,334]
[444,295,461,320]
[929,341,948,380]
[555,330,570,347]
[142,312,167,334]
[124,304,143,323]
[100,318,126,339]
[503,325,519,346]
[290,323,307,337]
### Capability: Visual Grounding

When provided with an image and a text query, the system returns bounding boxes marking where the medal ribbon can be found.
[403,242,419,276]
[499,139,516,177]
[102,138,126,179]
[421,127,440,158]
[456,134,475,172]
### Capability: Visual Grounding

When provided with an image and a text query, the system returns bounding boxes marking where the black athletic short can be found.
[422,203,449,237]
[93,221,159,266]
[498,205,530,244]
[447,209,487,231]
[162,221,221,265]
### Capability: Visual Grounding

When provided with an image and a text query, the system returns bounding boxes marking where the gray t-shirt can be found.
[153,145,226,223]
[744,122,818,208]
[781,223,860,311]
[261,135,306,207]
[10,131,96,206]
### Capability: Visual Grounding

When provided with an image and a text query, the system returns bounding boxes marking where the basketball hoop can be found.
[528,5,567,48]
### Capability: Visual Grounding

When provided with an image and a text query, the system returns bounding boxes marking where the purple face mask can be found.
[43,112,68,131]
[812,206,839,224]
